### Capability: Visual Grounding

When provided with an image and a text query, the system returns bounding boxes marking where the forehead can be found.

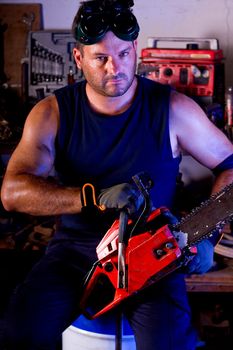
[83,31,134,55]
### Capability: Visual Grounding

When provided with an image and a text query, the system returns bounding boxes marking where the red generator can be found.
[138,37,225,109]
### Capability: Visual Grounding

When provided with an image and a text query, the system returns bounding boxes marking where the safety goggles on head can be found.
[75,0,140,45]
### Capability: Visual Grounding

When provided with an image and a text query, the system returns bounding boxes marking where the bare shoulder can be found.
[169,90,233,168]
[169,90,205,123]
[25,95,59,132]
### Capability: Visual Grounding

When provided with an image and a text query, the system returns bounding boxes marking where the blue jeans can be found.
[5,236,197,350]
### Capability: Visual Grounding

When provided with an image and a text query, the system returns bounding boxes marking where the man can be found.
[1,1,233,349]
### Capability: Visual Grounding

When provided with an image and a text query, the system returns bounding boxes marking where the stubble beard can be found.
[83,60,137,98]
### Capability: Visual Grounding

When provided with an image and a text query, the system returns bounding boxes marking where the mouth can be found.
[105,78,126,87]
[105,75,126,84]
[107,79,122,84]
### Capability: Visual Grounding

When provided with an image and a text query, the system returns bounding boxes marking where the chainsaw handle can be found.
[118,210,128,289]
[118,210,128,243]
[130,172,153,236]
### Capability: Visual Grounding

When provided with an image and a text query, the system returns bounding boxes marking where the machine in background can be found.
[137,37,225,129]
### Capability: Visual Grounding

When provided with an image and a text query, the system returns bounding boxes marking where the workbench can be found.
[185,258,233,293]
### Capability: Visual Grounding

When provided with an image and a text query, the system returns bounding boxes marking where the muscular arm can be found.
[1,96,82,216]
[169,91,233,193]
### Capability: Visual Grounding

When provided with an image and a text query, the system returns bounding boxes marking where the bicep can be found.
[6,97,58,178]
[7,139,54,178]
[170,92,233,169]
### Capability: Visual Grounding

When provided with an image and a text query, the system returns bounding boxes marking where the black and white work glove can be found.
[98,183,145,216]
[161,209,214,274]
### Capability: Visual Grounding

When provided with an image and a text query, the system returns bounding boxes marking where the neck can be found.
[86,77,138,115]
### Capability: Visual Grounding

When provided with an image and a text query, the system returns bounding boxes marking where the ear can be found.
[73,47,82,70]
[133,40,138,51]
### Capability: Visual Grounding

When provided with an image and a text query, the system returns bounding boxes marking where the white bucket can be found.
[62,313,136,350]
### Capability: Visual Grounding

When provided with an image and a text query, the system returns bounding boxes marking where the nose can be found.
[105,56,120,75]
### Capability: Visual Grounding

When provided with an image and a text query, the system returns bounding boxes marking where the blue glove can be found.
[185,239,214,274]
[98,183,144,216]
[159,210,214,274]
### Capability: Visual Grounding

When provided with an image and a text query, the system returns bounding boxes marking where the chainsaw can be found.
[80,173,233,319]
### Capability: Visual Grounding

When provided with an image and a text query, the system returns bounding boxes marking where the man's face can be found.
[73,31,137,97]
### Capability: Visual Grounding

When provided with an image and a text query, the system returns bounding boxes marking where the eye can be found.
[96,56,108,63]
[119,50,129,58]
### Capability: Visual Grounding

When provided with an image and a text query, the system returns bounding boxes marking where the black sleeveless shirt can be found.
[54,76,181,236]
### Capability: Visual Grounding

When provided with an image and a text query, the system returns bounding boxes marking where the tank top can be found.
[54,76,181,236]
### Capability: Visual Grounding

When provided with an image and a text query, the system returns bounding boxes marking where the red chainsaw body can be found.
[80,208,182,319]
